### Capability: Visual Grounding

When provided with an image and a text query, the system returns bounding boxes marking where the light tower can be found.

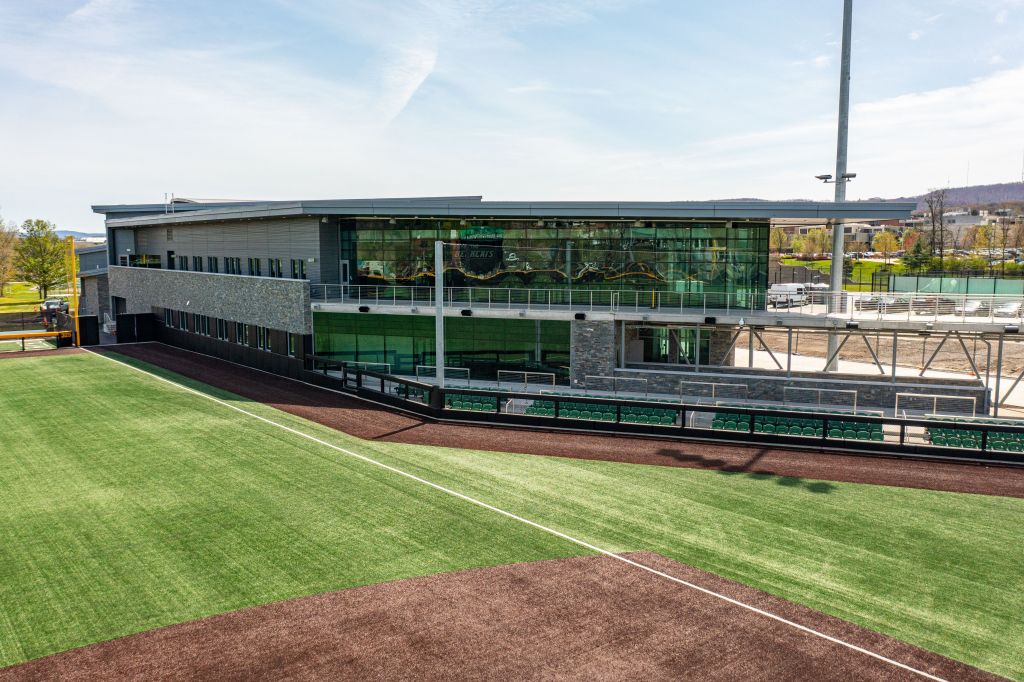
[824,0,854,371]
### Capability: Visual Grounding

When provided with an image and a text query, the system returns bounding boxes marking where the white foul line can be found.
[85,349,947,682]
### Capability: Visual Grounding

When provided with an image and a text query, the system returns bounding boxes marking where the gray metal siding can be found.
[132,217,323,282]
[318,222,340,284]
[113,229,135,260]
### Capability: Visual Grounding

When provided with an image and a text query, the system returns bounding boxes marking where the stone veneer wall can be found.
[81,274,109,320]
[570,319,618,386]
[108,266,311,334]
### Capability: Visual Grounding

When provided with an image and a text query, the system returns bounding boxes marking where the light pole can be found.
[823,0,854,372]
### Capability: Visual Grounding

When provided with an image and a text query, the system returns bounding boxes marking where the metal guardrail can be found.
[306,362,1024,464]
[310,284,1024,325]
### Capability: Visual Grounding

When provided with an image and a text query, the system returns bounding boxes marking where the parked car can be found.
[954,299,988,316]
[993,301,1023,318]
[767,283,809,308]
[855,295,910,313]
[909,296,956,315]
[39,298,69,314]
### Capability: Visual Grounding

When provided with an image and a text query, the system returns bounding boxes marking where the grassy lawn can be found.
[2,353,1023,678]
[0,282,77,314]
[779,258,905,291]
[0,282,43,313]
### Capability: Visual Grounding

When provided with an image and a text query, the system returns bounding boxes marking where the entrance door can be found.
[167,251,176,270]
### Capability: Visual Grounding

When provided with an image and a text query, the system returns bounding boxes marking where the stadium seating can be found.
[924,416,1023,452]
[522,398,676,424]
[445,394,499,412]
[710,405,884,442]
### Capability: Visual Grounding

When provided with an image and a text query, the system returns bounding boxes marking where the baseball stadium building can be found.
[91,195,1002,411]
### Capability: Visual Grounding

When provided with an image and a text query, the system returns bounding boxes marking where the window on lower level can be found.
[256,326,268,351]
[216,319,229,341]
[193,256,203,272]
[164,309,173,326]
[287,333,296,357]
[177,255,189,271]
[269,258,283,278]
[208,257,219,273]
[291,259,306,279]
[247,258,262,277]
[235,322,248,345]
[178,311,189,331]
[224,257,241,275]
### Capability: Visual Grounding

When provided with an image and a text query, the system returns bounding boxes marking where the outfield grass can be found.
[2,353,1023,678]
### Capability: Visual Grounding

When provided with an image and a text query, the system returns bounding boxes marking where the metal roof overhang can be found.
[97,198,917,228]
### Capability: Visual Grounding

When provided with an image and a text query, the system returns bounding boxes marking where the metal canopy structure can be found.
[95,197,916,228]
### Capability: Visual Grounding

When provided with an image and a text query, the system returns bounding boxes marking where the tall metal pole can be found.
[826,0,853,371]
[434,240,445,388]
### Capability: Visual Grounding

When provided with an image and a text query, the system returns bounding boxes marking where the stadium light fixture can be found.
[816,173,857,184]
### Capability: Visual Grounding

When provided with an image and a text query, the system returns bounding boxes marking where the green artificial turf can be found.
[0,354,588,667]
[2,352,1024,678]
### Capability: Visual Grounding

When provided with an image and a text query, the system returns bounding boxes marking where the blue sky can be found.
[1,0,1023,230]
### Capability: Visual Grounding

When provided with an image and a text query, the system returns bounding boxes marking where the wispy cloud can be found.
[1,1,1023,228]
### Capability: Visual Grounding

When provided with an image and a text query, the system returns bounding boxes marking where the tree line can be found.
[0,212,70,300]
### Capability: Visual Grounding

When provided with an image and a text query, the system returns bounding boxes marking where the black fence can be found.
[0,311,47,332]
[304,364,1024,465]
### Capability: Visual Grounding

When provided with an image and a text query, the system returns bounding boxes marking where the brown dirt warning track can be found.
[100,343,1024,498]
[0,347,82,360]
[0,552,1000,681]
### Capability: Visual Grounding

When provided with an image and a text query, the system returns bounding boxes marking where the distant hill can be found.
[57,230,105,239]
[881,182,1024,211]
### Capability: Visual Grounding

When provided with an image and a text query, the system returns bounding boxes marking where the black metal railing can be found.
[304,365,1024,464]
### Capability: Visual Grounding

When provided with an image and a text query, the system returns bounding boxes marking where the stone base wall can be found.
[618,363,989,413]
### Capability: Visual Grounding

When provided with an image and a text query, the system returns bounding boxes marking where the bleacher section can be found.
[925,416,1024,452]
[436,389,1022,455]
[446,393,498,412]
[523,396,678,425]
[711,405,885,442]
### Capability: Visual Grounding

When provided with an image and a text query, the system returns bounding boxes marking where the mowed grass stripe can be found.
[0,354,589,667]
[99,354,1024,679]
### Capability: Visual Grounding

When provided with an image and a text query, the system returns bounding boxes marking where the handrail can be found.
[309,284,1024,325]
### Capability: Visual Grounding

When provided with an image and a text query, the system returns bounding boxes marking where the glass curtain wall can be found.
[344,219,769,307]
[313,312,571,381]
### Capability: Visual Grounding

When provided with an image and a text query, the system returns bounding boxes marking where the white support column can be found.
[434,240,445,388]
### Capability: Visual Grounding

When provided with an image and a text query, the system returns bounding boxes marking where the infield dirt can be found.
[0,552,1001,681]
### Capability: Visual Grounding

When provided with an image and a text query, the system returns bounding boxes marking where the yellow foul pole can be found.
[64,237,81,347]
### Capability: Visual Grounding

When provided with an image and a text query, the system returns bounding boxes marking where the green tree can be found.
[973,224,994,253]
[0,213,17,298]
[810,227,829,256]
[789,235,805,257]
[902,239,931,272]
[769,226,788,254]
[871,231,898,264]
[15,219,66,300]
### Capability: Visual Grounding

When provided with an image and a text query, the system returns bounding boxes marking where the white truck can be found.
[767,283,809,308]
